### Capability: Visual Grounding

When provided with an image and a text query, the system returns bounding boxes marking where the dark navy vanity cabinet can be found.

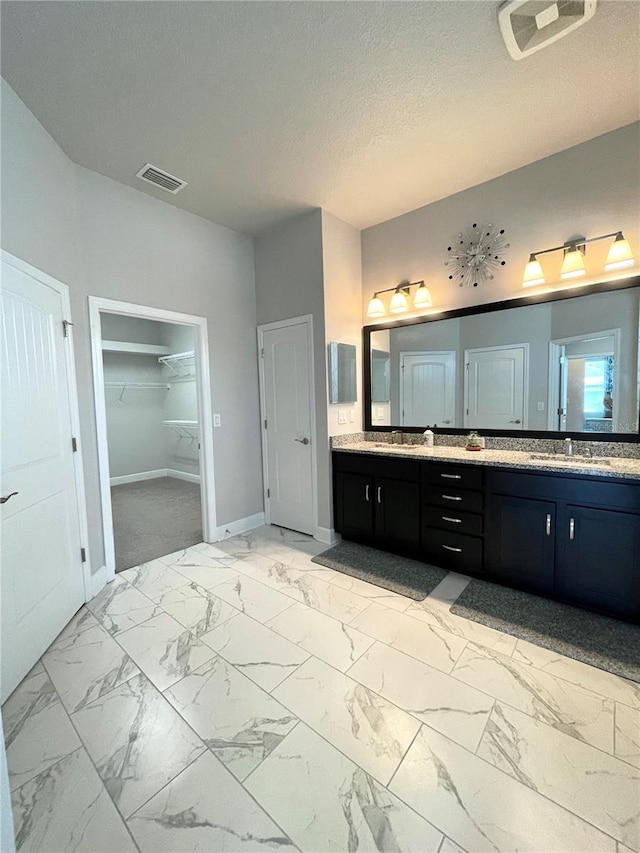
[332,451,640,622]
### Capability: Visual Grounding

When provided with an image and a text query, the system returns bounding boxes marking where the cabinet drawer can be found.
[424,463,483,492]
[424,528,483,573]
[424,486,483,514]
[333,451,421,482]
[424,507,483,536]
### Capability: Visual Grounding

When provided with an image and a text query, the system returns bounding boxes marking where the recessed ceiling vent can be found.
[135,163,188,194]
[498,0,597,60]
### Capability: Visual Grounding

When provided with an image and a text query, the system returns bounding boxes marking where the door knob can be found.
[295,437,309,445]
[0,492,18,504]
[509,419,522,424]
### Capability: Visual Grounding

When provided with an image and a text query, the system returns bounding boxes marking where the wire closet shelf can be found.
[158,351,196,377]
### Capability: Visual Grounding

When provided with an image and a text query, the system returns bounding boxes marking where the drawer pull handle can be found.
[365,484,370,502]
[569,517,575,541]
[442,494,463,501]
[441,473,462,480]
[442,544,463,553]
[377,486,382,504]
[546,513,551,536]
[442,515,462,524]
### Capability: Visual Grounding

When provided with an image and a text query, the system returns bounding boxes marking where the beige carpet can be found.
[111,477,202,572]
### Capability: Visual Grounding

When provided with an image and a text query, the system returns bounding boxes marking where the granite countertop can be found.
[332,440,640,481]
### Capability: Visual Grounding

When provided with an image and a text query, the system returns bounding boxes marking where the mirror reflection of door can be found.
[551,332,619,433]
[400,351,456,427]
[465,344,527,429]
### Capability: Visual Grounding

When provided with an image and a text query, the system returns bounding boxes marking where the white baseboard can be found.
[214,512,265,541]
[110,469,168,486]
[110,468,200,486]
[166,468,200,484]
[314,526,340,546]
[85,564,114,600]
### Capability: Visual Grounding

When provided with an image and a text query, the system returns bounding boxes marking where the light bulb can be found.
[389,289,409,314]
[560,247,586,280]
[413,283,433,308]
[605,234,634,271]
[521,254,545,287]
[366,295,385,318]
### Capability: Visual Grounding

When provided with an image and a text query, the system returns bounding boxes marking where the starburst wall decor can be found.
[445,223,510,288]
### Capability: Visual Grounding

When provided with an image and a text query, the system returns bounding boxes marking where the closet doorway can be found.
[89,298,216,575]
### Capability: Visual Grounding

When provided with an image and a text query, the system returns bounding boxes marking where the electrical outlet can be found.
[349,409,355,423]
[537,402,545,411]
[338,410,347,424]
[213,414,222,427]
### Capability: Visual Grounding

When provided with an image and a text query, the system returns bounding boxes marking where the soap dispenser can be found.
[423,428,434,448]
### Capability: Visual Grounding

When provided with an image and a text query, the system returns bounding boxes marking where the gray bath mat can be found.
[451,579,640,684]
[311,541,447,600]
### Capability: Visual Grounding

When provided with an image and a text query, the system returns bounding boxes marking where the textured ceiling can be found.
[2,1,639,236]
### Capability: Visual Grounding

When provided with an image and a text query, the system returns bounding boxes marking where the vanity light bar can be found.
[367,280,433,318]
[522,231,635,288]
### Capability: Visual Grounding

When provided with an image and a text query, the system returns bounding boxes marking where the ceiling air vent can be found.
[498,0,597,60]
[135,163,188,194]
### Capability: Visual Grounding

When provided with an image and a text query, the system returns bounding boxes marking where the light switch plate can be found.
[213,414,222,427]
[537,402,545,411]
[338,410,347,424]
[349,409,355,422]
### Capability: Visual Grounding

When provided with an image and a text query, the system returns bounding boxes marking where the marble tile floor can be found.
[3,524,639,853]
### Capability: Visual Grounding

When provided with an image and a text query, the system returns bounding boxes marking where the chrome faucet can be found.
[564,437,574,457]
[391,430,404,445]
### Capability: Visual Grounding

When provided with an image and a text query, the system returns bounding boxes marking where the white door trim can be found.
[547,329,621,431]
[464,342,530,429]
[1,250,92,600]
[257,315,319,538]
[88,296,217,580]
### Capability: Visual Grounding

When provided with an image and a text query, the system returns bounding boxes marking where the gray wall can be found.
[254,209,364,533]
[321,210,363,438]
[362,123,640,322]
[1,80,263,571]
[254,210,331,529]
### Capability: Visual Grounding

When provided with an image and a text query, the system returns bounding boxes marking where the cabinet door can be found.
[557,506,640,620]
[486,494,556,593]
[335,472,374,541]
[375,478,421,554]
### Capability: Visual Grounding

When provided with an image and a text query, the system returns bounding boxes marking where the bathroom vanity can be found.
[332,443,640,622]
[345,274,640,622]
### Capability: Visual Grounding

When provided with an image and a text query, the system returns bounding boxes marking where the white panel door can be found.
[400,352,456,427]
[262,321,314,535]
[465,345,527,429]
[1,260,85,701]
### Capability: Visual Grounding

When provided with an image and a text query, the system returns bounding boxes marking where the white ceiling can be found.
[2,1,639,236]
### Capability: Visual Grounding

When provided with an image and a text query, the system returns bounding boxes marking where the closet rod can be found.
[105,382,170,389]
